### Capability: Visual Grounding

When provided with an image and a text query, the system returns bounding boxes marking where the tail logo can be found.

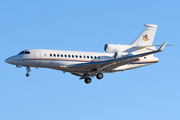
[143,34,149,41]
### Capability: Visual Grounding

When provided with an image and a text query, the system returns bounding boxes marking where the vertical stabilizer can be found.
[131,24,157,46]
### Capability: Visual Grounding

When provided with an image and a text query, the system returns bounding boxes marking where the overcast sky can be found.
[0,0,180,120]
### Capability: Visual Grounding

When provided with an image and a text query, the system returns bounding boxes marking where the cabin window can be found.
[76,55,78,58]
[57,54,59,57]
[65,55,67,57]
[68,55,71,58]
[94,56,97,59]
[50,54,52,57]
[79,55,82,58]
[54,54,56,57]
[91,56,93,59]
[72,55,74,58]
[25,51,30,54]
[87,56,89,59]
[84,56,86,58]
[61,54,63,57]
[98,56,100,59]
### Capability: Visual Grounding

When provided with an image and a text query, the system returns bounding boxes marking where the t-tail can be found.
[131,24,157,46]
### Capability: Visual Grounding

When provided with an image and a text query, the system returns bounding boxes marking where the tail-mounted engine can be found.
[114,52,119,59]
[104,44,123,53]
[114,52,128,59]
[104,44,129,58]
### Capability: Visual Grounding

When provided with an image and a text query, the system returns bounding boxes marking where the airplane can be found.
[5,24,167,84]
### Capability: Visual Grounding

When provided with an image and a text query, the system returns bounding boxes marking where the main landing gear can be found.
[25,66,31,77]
[96,73,103,79]
[84,77,92,84]
[84,73,104,84]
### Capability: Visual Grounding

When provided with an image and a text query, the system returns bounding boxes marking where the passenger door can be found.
[34,51,41,65]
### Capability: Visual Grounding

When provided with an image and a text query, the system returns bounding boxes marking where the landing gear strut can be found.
[84,77,92,84]
[25,66,31,77]
[96,73,103,79]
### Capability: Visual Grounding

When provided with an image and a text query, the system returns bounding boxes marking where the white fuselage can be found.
[5,49,159,73]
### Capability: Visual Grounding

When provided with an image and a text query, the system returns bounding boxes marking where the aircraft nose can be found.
[5,57,11,63]
[5,57,14,64]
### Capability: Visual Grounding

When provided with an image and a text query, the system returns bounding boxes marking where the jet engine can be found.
[104,44,122,53]
[114,52,128,59]
[104,44,128,58]
[104,44,128,53]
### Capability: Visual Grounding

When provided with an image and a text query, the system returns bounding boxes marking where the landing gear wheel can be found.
[25,66,31,77]
[84,77,92,84]
[26,73,30,77]
[96,73,103,79]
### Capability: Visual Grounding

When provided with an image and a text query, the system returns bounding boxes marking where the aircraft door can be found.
[34,51,41,65]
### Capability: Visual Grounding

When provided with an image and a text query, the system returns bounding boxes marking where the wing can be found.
[135,44,173,48]
[68,41,167,72]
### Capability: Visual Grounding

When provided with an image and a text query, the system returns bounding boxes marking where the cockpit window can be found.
[25,51,30,54]
[18,51,30,55]
[18,51,24,55]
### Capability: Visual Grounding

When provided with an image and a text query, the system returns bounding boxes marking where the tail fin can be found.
[131,24,157,46]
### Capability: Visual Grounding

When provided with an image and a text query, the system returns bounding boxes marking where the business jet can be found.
[5,24,167,84]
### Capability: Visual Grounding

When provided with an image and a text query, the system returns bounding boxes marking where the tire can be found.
[84,78,92,84]
[96,73,103,79]
[26,73,30,77]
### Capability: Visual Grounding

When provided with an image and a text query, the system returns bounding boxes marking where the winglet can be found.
[158,41,167,52]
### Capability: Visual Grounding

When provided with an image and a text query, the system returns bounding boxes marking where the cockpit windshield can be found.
[18,51,24,55]
[25,51,30,54]
[18,51,30,55]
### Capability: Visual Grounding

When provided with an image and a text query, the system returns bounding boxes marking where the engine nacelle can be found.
[104,44,129,58]
[114,52,128,59]
[104,44,123,53]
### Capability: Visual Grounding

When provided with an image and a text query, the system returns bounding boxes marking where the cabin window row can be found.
[49,54,100,59]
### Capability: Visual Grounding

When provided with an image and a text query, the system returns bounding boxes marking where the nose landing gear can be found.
[25,66,31,77]
[26,73,30,77]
